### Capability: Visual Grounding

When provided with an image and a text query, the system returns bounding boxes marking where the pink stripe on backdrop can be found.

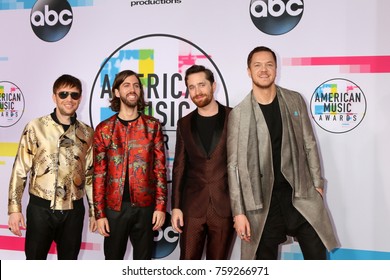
[283,56,390,73]
[0,236,100,253]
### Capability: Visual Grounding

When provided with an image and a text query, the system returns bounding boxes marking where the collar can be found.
[51,108,77,125]
[117,113,141,126]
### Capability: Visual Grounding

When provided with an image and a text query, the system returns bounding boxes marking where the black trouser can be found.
[256,186,327,260]
[25,195,85,260]
[104,202,155,260]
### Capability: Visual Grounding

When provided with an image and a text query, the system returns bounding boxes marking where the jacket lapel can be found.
[208,102,225,155]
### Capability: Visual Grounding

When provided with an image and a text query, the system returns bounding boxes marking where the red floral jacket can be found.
[93,113,167,219]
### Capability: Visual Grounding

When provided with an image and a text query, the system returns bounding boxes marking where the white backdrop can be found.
[1,0,389,260]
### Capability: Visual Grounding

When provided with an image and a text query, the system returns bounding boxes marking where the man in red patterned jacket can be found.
[93,70,167,260]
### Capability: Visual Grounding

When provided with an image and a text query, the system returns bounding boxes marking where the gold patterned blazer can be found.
[8,112,94,215]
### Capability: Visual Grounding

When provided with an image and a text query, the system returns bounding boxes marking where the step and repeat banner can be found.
[0,0,389,260]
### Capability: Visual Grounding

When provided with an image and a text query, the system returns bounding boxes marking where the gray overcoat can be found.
[227,86,339,259]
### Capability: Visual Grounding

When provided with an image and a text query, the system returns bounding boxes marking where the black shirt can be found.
[196,111,218,154]
[259,96,289,189]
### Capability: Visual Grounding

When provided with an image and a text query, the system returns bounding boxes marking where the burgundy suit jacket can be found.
[171,102,232,218]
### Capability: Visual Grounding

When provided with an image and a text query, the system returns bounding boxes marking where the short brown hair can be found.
[53,74,82,95]
[247,46,277,68]
[184,65,215,87]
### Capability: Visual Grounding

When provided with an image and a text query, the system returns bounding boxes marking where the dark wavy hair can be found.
[109,70,147,112]
[184,64,215,87]
[247,46,277,68]
[53,74,82,95]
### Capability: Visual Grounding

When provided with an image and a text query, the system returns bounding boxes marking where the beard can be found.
[191,93,213,108]
[120,93,138,108]
[251,72,276,90]
[253,79,274,90]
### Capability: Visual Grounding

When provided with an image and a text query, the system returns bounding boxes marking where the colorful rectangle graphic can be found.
[283,56,390,73]
[0,0,94,10]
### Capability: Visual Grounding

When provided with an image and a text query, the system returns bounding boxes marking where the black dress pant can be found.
[104,202,154,260]
[256,186,327,260]
[25,196,85,260]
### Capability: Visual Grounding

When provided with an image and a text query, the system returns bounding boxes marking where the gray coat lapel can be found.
[236,94,263,210]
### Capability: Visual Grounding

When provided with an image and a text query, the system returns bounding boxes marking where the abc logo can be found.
[152,212,179,259]
[249,0,304,35]
[30,0,73,42]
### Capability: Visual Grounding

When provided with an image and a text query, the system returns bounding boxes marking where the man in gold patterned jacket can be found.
[93,70,167,260]
[7,74,96,260]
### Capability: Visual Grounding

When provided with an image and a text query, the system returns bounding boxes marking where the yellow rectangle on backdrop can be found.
[0,142,19,157]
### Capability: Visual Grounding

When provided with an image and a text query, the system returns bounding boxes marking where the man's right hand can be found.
[171,208,184,233]
[97,217,110,237]
[234,214,251,242]
[8,212,26,237]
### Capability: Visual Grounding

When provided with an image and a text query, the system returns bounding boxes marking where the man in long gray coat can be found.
[227,46,338,260]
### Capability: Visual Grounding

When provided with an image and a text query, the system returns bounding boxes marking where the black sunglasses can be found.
[57,91,81,100]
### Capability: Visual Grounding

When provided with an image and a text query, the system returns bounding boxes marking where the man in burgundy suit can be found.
[171,65,234,259]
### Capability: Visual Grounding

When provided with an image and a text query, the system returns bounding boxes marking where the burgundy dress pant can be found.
[179,202,234,260]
